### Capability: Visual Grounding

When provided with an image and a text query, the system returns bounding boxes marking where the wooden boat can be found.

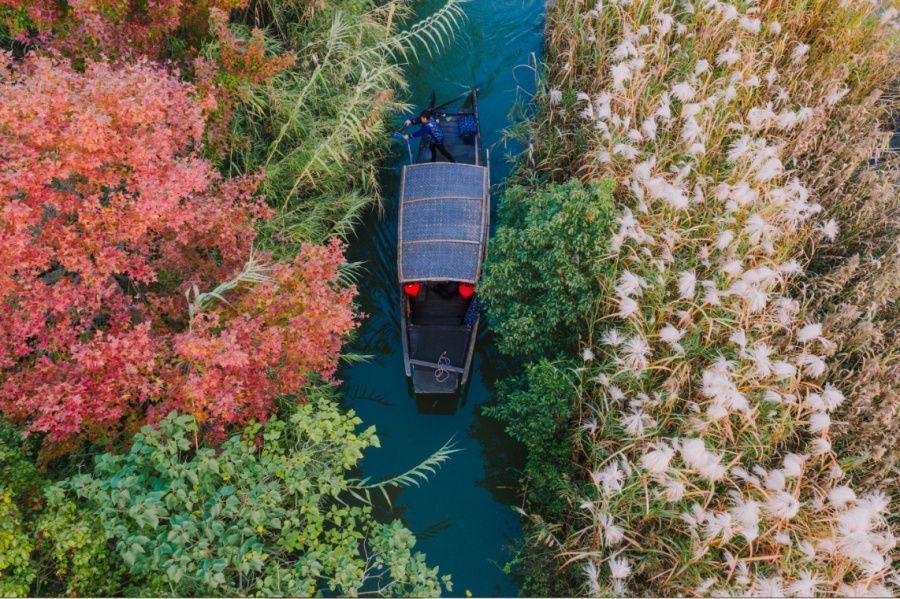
[397,89,489,395]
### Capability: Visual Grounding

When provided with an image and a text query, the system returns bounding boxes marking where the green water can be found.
[339,1,546,595]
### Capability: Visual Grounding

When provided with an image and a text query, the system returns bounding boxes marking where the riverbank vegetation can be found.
[0,0,461,595]
[484,0,898,595]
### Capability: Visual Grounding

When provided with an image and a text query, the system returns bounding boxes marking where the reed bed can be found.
[225,0,466,253]
[507,0,899,595]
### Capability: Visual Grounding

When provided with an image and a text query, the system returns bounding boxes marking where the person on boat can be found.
[403,110,456,163]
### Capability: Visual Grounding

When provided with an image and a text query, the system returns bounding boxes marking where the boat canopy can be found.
[398,162,488,284]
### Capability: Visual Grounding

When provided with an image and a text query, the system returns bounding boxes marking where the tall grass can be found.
[498,0,899,595]
[224,0,467,254]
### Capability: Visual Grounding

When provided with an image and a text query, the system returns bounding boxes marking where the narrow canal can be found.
[339,0,546,595]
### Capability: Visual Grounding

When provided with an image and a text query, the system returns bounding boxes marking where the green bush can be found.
[480,179,617,361]
[55,389,449,597]
[486,360,578,520]
[0,490,35,597]
[35,494,124,596]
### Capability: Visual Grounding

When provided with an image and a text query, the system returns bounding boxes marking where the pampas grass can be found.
[509,0,899,595]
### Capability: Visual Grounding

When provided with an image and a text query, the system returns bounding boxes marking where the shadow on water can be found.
[339,1,546,595]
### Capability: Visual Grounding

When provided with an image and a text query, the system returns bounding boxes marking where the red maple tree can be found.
[0,55,357,444]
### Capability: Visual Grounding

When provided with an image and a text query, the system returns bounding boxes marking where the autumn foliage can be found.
[1,0,250,58]
[0,55,357,444]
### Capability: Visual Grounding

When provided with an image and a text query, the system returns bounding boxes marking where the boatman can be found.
[403,110,456,163]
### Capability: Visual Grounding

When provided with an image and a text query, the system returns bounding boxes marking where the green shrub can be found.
[487,359,578,519]
[0,490,35,597]
[480,179,617,361]
[35,494,123,596]
[56,389,449,597]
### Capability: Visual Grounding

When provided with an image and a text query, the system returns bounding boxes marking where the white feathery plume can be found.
[616,270,647,298]
[622,410,654,437]
[641,117,658,140]
[729,495,761,542]
[755,156,784,182]
[602,328,625,347]
[796,353,827,378]
[671,81,696,102]
[659,324,685,351]
[656,474,686,502]
[716,46,741,66]
[584,561,601,596]
[811,437,832,456]
[701,364,749,417]
[786,571,821,598]
[782,454,804,478]
[681,102,702,118]
[595,460,625,495]
[608,385,625,402]
[764,389,783,404]
[729,329,747,348]
[613,143,640,160]
[702,510,736,542]
[743,214,774,244]
[765,491,801,520]
[617,295,640,319]
[548,89,563,106]
[755,576,786,598]
[611,62,632,91]
[820,384,846,410]
[622,335,651,371]
[772,360,797,381]
[747,104,776,130]
[826,86,849,106]
[730,181,758,205]
[678,270,696,299]
[597,511,626,547]
[701,280,721,305]
[681,116,702,144]
[739,16,761,33]
[763,468,786,491]
[680,438,726,481]
[796,322,823,343]
[777,110,799,130]
[808,411,830,434]
[744,342,773,379]
[829,485,857,509]
[818,218,840,241]
[641,442,674,474]
[791,43,810,63]
[608,557,631,580]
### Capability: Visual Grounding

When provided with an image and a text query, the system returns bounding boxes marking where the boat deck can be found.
[416,112,479,166]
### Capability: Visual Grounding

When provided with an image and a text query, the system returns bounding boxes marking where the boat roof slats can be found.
[399,163,488,283]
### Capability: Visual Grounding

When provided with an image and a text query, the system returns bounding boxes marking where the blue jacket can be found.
[410,119,445,143]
